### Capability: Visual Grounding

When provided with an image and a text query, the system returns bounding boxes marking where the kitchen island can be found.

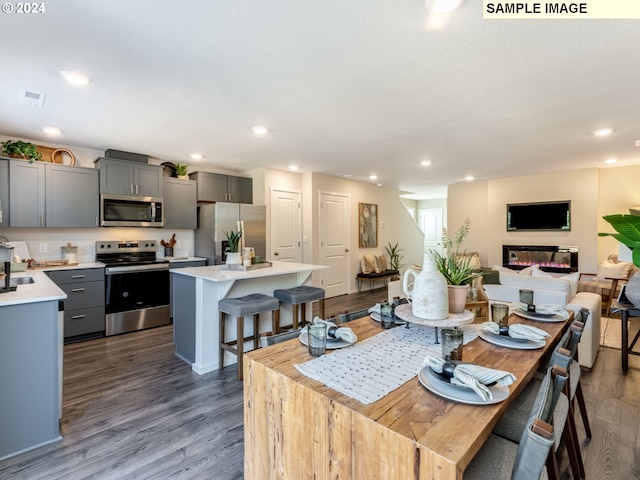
[171,261,327,375]
[0,270,66,460]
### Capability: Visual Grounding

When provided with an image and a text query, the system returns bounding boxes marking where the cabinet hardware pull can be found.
[71,314,86,319]
[71,288,86,292]
[71,275,86,279]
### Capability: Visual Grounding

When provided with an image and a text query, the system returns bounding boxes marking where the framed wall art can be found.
[358,203,378,248]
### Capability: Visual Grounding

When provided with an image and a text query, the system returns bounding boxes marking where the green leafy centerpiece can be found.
[224,229,243,265]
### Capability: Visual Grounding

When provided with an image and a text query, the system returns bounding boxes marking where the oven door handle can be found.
[105,264,170,275]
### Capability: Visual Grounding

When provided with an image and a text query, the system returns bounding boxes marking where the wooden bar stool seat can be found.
[273,286,325,330]
[219,293,279,381]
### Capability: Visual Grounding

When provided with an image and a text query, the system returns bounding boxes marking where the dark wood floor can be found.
[1,288,638,479]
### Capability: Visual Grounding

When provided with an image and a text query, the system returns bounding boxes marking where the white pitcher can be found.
[402,253,449,320]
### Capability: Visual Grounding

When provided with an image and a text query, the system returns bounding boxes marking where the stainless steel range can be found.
[96,240,170,336]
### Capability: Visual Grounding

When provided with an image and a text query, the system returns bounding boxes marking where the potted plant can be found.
[174,163,189,179]
[384,242,405,281]
[224,229,243,264]
[432,218,483,313]
[1,140,42,163]
[599,213,640,306]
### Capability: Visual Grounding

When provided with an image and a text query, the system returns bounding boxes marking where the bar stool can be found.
[273,286,325,330]
[219,293,280,381]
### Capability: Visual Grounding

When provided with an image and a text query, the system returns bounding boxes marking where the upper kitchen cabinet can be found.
[45,163,99,227]
[95,158,163,197]
[163,177,197,229]
[9,159,45,227]
[189,171,252,204]
[8,160,99,228]
[0,158,8,227]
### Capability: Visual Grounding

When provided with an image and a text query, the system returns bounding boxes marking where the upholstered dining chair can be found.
[464,365,569,480]
[338,308,370,324]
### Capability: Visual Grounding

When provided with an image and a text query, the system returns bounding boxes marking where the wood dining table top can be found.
[244,311,572,480]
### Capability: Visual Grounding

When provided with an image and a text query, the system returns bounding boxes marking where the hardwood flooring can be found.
[1,287,638,479]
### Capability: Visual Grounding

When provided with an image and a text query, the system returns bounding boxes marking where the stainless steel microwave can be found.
[100,194,164,227]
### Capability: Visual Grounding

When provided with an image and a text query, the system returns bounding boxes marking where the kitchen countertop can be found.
[170,261,327,282]
[27,262,105,271]
[0,271,67,307]
[164,256,207,263]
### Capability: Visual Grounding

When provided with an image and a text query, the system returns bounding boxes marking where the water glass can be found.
[519,289,534,306]
[491,303,510,327]
[441,328,464,361]
[307,322,327,357]
[380,302,395,329]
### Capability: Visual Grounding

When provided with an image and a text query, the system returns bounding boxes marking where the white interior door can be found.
[419,208,443,256]
[319,192,349,298]
[270,188,301,262]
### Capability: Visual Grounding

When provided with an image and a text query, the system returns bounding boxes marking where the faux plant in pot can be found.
[1,140,42,163]
[432,218,483,313]
[224,229,243,265]
[599,213,640,307]
[384,241,405,280]
[174,163,189,179]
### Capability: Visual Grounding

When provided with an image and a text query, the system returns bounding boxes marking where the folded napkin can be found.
[514,302,565,315]
[305,317,358,343]
[481,322,551,342]
[423,355,516,401]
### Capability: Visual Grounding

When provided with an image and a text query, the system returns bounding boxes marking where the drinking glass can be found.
[380,302,395,329]
[519,289,534,306]
[307,322,327,357]
[491,303,510,327]
[441,328,464,361]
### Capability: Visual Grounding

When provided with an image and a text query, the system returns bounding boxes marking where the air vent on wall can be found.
[18,89,46,107]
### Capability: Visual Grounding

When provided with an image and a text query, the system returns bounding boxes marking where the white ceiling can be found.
[1,1,639,199]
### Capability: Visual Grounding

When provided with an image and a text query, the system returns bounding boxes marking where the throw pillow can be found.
[375,254,388,272]
[532,268,579,298]
[457,252,481,270]
[360,254,377,275]
[594,260,632,283]
[492,265,535,275]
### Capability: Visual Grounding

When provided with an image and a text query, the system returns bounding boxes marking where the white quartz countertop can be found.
[164,256,207,263]
[0,270,67,307]
[170,261,328,282]
[29,262,105,272]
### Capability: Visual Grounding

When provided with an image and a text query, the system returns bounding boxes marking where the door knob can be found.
[274,252,280,256]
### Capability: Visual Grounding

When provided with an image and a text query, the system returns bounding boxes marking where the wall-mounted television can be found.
[506,200,571,231]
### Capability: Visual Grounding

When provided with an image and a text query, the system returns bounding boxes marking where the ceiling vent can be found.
[18,89,46,107]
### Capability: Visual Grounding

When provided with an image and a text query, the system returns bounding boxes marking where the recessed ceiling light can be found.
[190,153,203,160]
[289,165,299,171]
[605,158,618,164]
[60,70,92,86]
[369,175,378,180]
[431,0,462,13]
[464,175,474,182]
[336,173,352,178]
[420,160,431,166]
[376,183,383,187]
[594,128,613,137]
[252,126,269,135]
[42,126,61,135]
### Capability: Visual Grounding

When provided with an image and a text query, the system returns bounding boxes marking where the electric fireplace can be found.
[502,245,578,274]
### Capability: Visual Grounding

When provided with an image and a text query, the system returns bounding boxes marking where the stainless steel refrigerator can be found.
[194,203,266,265]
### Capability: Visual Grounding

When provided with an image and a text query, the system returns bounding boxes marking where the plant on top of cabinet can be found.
[174,163,189,179]
[1,140,42,163]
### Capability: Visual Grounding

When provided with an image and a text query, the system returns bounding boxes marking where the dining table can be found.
[243,310,572,480]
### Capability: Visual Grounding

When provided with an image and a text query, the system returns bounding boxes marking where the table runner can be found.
[295,324,480,404]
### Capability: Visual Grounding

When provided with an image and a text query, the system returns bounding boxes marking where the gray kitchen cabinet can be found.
[9,159,45,227]
[45,163,99,228]
[169,259,205,319]
[163,177,197,229]
[47,268,106,341]
[0,158,8,227]
[95,157,163,197]
[189,171,252,204]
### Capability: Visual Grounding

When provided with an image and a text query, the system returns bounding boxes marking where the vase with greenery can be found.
[599,213,640,306]
[1,140,42,163]
[384,241,405,280]
[224,229,243,264]
[175,163,189,179]
[432,218,483,313]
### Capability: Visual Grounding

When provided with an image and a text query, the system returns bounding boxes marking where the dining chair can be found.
[338,308,370,324]
[464,365,569,480]
[259,328,302,348]
[493,321,586,480]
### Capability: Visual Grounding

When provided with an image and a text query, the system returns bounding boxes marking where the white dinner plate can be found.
[417,367,510,405]
[298,332,357,349]
[478,330,546,350]
[513,308,569,323]
[370,311,406,326]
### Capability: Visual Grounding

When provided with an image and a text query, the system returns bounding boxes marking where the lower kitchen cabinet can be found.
[47,268,105,342]
[169,259,206,318]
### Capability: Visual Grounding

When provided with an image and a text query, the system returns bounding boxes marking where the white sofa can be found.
[483,270,601,370]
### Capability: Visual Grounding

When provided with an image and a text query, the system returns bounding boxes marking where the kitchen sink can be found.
[9,276,35,286]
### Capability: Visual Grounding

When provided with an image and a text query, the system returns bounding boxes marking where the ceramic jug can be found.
[402,253,449,320]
